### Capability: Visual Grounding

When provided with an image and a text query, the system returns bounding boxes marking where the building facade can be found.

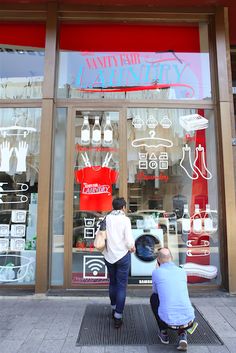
[0,2,236,294]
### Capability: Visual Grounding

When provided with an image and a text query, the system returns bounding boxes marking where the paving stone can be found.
[4,324,32,340]
[44,324,71,340]
[223,337,236,353]
[216,306,236,331]
[185,346,210,353]
[195,306,236,338]
[0,328,11,338]
[80,346,105,353]
[60,337,82,353]
[0,339,24,353]
[207,345,230,353]
[221,298,236,307]
[105,345,124,353]
[15,333,45,353]
[37,339,65,353]
[124,345,148,353]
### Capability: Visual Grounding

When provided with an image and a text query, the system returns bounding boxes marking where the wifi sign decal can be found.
[83,255,108,279]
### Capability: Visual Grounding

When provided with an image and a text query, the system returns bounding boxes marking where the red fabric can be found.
[0,23,200,52]
[60,24,200,52]
[75,166,118,211]
[0,23,46,48]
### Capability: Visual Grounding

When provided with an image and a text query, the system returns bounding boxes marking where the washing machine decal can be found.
[131,229,163,276]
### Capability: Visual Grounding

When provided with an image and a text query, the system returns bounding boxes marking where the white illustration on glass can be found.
[132,130,173,148]
[0,125,36,138]
[193,144,212,180]
[149,153,157,160]
[83,255,107,279]
[102,152,113,167]
[186,249,210,257]
[186,239,210,248]
[192,204,202,234]
[84,228,95,239]
[103,116,113,145]
[180,262,217,279]
[179,114,208,132]
[11,210,27,223]
[92,116,101,145]
[11,224,26,237]
[132,116,145,129]
[0,194,28,204]
[139,152,148,160]
[0,182,28,192]
[0,225,10,237]
[149,160,158,169]
[204,204,213,232]
[10,239,25,251]
[0,141,13,172]
[139,160,148,169]
[15,141,28,172]
[81,116,90,145]
[81,152,91,167]
[182,204,191,234]
[146,115,158,129]
[138,152,148,169]
[84,218,95,227]
[160,116,172,129]
[149,153,158,169]
[180,144,199,180]
[0,255,35,282]
[159,152,168,170]
[0,239,9,252]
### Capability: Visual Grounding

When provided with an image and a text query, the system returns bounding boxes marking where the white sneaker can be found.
[180,262,217,279]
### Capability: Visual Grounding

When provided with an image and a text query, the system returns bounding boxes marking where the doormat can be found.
[76,304,223,346]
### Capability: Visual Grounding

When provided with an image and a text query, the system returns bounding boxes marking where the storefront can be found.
[0,3,236,294]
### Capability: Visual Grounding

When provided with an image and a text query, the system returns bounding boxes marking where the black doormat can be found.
[76,304,223,346]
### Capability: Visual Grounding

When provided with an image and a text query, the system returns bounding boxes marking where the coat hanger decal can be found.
[131,130,173,148]
[0,125,36,138]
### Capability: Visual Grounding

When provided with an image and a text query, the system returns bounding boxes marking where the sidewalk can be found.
[0,294,236,353]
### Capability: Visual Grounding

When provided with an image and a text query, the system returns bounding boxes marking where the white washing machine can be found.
[131,228,163,276]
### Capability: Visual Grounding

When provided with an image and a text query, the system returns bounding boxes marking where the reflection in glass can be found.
[0,47,44,99]
[57,51,211,100]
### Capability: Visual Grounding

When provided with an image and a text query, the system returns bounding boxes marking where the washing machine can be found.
[131,228,164,276]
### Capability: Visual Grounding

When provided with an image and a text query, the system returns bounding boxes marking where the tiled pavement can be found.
[0,295,236,353]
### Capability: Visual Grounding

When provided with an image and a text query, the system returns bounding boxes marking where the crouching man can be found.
[150,247,195,351]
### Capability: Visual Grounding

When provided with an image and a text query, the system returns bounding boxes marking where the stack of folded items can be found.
[180,262,217,279]
[179,114,208,132]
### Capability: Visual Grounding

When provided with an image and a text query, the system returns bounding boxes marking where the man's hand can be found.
[129,246,136,253]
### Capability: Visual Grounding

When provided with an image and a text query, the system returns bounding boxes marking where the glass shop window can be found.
[57,23,211,101]
[0,108,41,285]
[127,108,220,286]
[0,23,45,100]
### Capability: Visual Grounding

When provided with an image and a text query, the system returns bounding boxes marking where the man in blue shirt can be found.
[151,247,195,351]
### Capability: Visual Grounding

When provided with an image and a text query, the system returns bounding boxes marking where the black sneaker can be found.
[177,332,188,351]
[158,330,169,344]
[114,317,123,329]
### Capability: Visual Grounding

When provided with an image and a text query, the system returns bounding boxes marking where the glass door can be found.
[71,110,120,287]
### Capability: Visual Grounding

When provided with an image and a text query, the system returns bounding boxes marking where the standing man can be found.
[103,197,135,328]
[150,247,195,351]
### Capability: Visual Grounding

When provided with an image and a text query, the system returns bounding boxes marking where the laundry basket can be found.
[0,254,35,282]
